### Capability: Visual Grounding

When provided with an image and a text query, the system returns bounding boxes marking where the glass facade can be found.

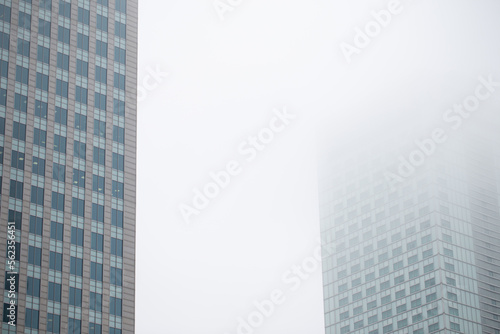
[0,0,137,332]
[319,113,500,333]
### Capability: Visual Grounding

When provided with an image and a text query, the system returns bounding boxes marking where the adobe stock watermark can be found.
[179,107,296,224]
[385,75,499,189]
[137,65,169,103]
[213,0,244,21]
[222,238,336,334]
[340,0,405,64]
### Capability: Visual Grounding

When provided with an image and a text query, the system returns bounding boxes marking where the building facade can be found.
[0,0,137,332]
[319,112,500,333]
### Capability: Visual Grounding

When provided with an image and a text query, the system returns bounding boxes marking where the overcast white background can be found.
[135,0,500,333]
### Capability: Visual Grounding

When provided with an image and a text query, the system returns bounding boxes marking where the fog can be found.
[136,0,500,333]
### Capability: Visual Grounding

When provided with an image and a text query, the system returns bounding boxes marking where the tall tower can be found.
[319,111,500,333]
[0,0,137,333]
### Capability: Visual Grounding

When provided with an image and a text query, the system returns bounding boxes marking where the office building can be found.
[0,0,137,332]
[319,111,500,333]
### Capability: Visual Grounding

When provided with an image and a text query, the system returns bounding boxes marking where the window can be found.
[53,163,65,181]
[0,5,11,23]
[49,252,63,271]
[91,233,104,251]
[394,261,404,271]
[50,222,64,241]
[110,297,122,316]
[446,277,456,286]
[29,216,43,235]
[112,209,123,227]
[18,12,31,30]
[397,319,408,329]
[92,204,104,222]
[98,0,109,6]
[74,114,87,131]
[413,329,424,334]
[411,298,421,308]
[68,318,81,334]
[93,147,105,165]
[449,307,459,316]
[368,315,377,324]
[71,227,84,246]
[48,282,61,302]
[13,121,26,140]
[114,72,125,90]
[76,59,88,77]
[397,304,407,313]
[445,262,455,272]
[115,21,126,38]
[443,233,452,243]
[36,45,50,63]
[34,128,47,147]
[427,307,438,317]
[366,286,376,296]
[72,197,85,217]
[96,40,107,57]
[57,53,69,70]
[90,323,102,334]
[9,180,24,199]
[424,263,434,273]
[25,308,39,329]
[11,151,25,169]
[410,283,420,294]
[447,292,458,301]
[95,66,107,83]
[450,322,460,331]
[409,269,419,279]
[28,246,42,266]
[55,107,67,125]
[114,99,125,115]
[97,14,108,31]
[116,0,127,13]
[77,7,89,24]
[112,153,124,171]
[47,313,60,333]
[38,18,51,37]
[59,0,71,18]
[112,181,124,199]
[0,116,3,133]
[113,126,125,143]
[353,291,362,301]
[110,267,122,286]
[51,192,65,211]
[396,289,406,299]
[380,280,390,290]
[53,134,67,153]
[36,72,49,90]
[408,255,418,264]
[56,79,69,97]
[354,320,363,329]
[57,26,70,44]
[93,175,105,193]
[41,0,52,10]
[91,262,103,281]
[115,46,126,64]
[381,294,391,305]
[90,292,102,312]
[35,100,48,118]
[412,313,423,322]
[15,65,29,84]
[8,210,22,230]
[425,278,436,288]
[111,238,123,256]
[379,266,389,276]
[94,120,106,138]
[31,186,45,205]
[339,297,348,306]
[0,60,6,79]
[77,33,89,50]
[367,300,377,310]
[383,324,393,334]
[14,93,28,112]
[340,326,349,334]
[422,249,433,258]
[0,31,10,50]
[444,248,454,257]
[70,257,83,276]
[394,274,405,285]
[75,86,88,104]
[426,292,437,303]
[69,287,82,307]
[95,93,107,110]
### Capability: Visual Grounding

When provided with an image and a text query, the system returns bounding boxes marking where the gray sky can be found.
[136,0,500,333]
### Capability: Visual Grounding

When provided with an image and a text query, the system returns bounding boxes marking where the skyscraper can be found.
[319,110,500,333]
[0,0,137,332]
